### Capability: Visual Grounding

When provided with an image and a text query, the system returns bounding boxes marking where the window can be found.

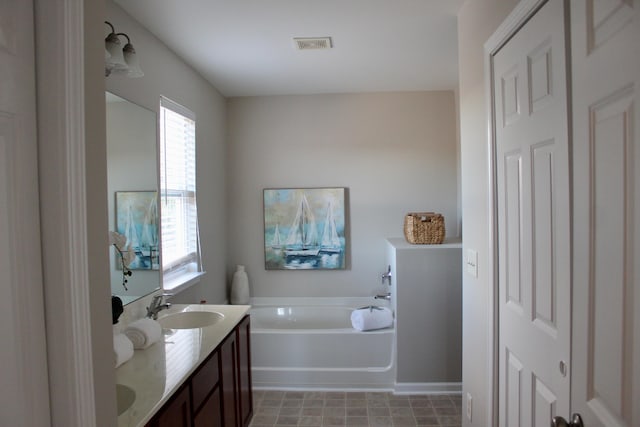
[159,96,203,290]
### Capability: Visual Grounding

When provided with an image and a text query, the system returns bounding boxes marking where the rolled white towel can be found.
[124,318,162,349]
[114,333,134,368]
[350,306,394,331]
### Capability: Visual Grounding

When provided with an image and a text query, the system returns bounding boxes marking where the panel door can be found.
[193,387,222,427]
[570,0,640,425]
[493,1,572,425]
[0,1,50,425]
[220,332,239,427]
[153,384,192,427]
[237,316,253,427]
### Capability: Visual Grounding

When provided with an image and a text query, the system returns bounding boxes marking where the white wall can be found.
[227,92,458,298]
[105,0,228,305]
[457,0,518,426]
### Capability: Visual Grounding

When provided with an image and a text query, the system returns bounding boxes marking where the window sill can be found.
[163,270,206,295]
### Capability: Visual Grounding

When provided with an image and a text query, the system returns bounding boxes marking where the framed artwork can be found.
[115,191,159,270]
[264,187,346,270]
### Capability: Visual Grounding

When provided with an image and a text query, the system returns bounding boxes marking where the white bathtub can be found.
[250,297,396,390]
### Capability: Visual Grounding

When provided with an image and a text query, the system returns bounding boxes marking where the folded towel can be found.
[114,333,134,368]
[350,306,394,331]
[124,318,162,349]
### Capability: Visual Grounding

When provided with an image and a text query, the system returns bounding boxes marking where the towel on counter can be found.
[350,306,394,331]
[124,318,162,349]
[114,333,134,368]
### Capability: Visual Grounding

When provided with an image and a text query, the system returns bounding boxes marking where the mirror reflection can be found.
[106,92,160,305]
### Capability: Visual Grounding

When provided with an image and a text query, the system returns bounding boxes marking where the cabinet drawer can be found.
[191,351,220,412]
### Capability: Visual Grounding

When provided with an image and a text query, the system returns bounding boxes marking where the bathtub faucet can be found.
[374,292,391,301]
[381,265,392,286]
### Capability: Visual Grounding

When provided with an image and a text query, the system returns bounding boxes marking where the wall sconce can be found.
[105,21,144,78]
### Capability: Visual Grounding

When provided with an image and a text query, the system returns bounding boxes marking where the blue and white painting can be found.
[264,188,346,270]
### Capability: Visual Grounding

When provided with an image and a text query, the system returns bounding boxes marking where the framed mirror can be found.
[106,92,160,305]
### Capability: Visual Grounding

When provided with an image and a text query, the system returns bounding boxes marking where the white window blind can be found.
[159,96,202,279]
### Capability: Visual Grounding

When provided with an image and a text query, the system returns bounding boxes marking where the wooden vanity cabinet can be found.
[144,315,252,427]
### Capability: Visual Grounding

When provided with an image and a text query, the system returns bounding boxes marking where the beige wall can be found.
[226,92,458,298]
[105,0,228,306]
[457,0,518,426]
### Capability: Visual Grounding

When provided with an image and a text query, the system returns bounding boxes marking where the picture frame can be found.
[115,191,159,270]
[264,187,346,270]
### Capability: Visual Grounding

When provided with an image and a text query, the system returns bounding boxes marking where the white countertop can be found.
[116,304,251,427]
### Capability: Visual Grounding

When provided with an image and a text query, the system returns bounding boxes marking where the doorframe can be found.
[34,0,96,424]
[483,0,550,425]
[34,0,113,425]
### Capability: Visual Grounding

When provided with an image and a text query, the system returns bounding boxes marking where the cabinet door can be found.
[193,387,222,427]
[236,316,253,427]
[220,332,239,427]
[152,384,191,427]
[192,351,220,413]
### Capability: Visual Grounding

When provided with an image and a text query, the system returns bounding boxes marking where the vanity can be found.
[116,304,253,427]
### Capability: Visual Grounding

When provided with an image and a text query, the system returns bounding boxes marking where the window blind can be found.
[159,96,201,275]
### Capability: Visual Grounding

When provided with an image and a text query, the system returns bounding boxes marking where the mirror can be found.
[106,92,160,305]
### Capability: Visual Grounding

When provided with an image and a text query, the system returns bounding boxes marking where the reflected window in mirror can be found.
[106,92,161,305]
[159,96,204,292]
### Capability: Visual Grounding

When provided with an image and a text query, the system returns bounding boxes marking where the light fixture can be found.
[119,33,144,77]
[104,21,143,78]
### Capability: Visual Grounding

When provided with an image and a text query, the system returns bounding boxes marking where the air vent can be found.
[294,37,333,50]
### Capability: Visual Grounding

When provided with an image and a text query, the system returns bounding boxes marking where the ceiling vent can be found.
[294,37,333,50]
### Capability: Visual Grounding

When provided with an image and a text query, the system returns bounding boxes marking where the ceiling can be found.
[114,0,465,97]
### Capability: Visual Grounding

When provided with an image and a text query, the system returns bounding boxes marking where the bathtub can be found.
[250,297,396,390]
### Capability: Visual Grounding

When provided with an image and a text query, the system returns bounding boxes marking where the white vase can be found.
[230,265,250,305]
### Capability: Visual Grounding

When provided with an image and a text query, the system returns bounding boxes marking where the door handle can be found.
[552,413,584,427]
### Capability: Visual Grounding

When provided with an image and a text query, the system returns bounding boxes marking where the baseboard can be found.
[393,382,462,395]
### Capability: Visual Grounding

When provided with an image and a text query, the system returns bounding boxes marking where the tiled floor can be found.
[250,391,462,427]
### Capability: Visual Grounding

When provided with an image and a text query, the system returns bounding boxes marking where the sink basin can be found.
[158,311,224,329]
[116,384,136,416]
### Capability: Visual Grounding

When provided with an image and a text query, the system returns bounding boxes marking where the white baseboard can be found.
[393,382,462,395]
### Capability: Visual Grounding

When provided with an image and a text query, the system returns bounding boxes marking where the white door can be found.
[569,0,640,425]
[0,1,51,425]
[493,1,572,425]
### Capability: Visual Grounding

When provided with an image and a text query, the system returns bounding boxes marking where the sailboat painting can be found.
[115,191,160,270]
[264,188,346,270]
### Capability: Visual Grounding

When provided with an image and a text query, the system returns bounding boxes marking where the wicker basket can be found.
[403,212,445,244]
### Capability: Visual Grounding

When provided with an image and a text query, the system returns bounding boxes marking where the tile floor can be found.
[249,391,462,427]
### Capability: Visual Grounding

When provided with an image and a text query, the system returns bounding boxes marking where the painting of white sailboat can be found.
[116,191,160,270]
[264,188,346,270]
[320,200,342,254]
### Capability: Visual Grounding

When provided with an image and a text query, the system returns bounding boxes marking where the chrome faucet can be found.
[374,292,391,301]
[381,265,392,286]
[146,293,173,320]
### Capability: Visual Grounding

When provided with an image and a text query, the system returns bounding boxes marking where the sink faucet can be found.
[374,292,391,301]
[146,293,173,320]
